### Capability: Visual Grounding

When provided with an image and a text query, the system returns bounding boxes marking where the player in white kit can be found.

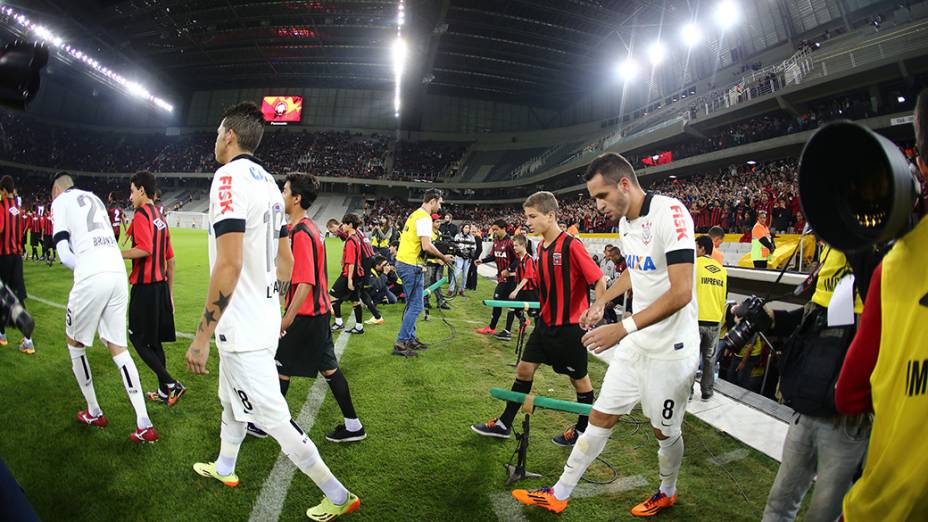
[185,102,359,521]
[50,173,158,443]
[512,153,699,517]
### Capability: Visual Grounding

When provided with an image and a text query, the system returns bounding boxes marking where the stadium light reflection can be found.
[0,3,173,112]
[393,1,406,118]
[714,0,740,31]
[680,23,703,47]
[617,58,639,82]
[647,42,666,66]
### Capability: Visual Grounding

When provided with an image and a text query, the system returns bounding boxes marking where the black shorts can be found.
[43,236,54,250]
[29,234,39,247]
[330,275,360,302]
[492,281,518,301]
[0,255,26,302]
[515,289,540,316]
[276,314,338,377]
[129,281,176,347]
[522,321,588,380]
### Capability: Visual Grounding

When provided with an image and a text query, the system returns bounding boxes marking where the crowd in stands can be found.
[392,141,467,181]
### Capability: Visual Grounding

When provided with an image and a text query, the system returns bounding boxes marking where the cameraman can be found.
[834,89,928,521]
[759,242,869,522]
[392,189,452,357]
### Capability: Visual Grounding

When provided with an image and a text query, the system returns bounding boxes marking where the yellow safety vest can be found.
[843,217,928,521]
[696,256,727,324]
[396,208,430,266]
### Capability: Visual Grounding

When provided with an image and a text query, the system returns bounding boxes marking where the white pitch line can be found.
[491,474,647,521]
[248,331,351,522]
[707,448,750,467]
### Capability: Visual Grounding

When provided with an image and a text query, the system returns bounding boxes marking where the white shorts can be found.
[66,272,128,348]
[594,342,698,437]
[218,348,292,428]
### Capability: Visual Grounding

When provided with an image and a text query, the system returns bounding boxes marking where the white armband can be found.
[622,316,638,334]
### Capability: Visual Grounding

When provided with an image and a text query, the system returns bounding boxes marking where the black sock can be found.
[133,342,175,391]
[489,307,502,330]
[353,305,363,326]
[499,378,533,428]
[279,378,290,397]
[576,391,595,432]
[505,311,516,332]
[333,300,342,319]
[325,369,357,420]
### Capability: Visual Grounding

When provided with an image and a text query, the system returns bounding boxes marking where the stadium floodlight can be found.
[617,58,638,82]
[714,0,740,31]
[0,4,173,112]
[897,95,906,103]
[680,23,703,47]
[647,42,666,66]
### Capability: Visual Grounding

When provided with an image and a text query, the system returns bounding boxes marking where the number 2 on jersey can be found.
[77,194,109,233]
[263,204,285,273]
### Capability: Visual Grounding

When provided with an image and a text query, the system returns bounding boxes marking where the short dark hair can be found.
[389,241,399,249]
[493,219,507,229]
[285,173,320,210]
[342,212,361,229]
[584,152,638,186]
[372,255,387,268]
[708,226,725,239]
[221,102,265,152]
[423,189,443,204]
[696,235,714,254]
[326,218,340,228]
[0,175,13,193]
[130,171,157,198]
[513,234,527,245]
[917,88,928,164]
[523,191,559,215]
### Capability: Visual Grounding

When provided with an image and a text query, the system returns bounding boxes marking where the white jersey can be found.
[51,188,126,282]
[617,193,699,359]
[208,155,286,353]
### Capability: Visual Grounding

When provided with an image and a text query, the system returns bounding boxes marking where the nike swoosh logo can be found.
[921,291,928,308]
[661,421,672,427]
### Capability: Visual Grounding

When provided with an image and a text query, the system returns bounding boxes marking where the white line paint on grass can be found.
[248,332,351,522]
[707,448,750,467]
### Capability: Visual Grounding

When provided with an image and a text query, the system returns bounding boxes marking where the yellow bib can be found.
[843,217,928,521]
[696,256,727,323]
[812,245,863,313]
[396,208,430,266]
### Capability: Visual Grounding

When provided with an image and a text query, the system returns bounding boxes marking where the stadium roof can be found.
[16,0,676,108]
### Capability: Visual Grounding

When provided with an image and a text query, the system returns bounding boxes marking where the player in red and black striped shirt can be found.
[472,191,605,445]
[266,173,365,442]
[41,211,55,265]
[330,213,369,334]
[474,220,518,336]
[123,171,184,405]
[0,176,32,351]
[495,234,539,340]
[107,192,123,241]
[28,206,41,261]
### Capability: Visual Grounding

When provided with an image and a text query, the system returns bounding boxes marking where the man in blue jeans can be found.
[393,189,453,357]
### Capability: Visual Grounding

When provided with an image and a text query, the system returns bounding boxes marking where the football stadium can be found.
[0,0,926,520]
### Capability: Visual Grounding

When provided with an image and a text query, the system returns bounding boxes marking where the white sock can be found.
[334,318,343,326]
[113,351,152,429]
[268,419,349,505]
[658,435,684,497]
[69,345,102,417]
[344,417,362,432]
[553,424,613,501]
[216,406,246,476]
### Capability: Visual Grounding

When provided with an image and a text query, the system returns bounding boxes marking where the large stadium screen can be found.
[261,96,303,124]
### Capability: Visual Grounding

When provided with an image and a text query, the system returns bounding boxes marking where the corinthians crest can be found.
[641,220,653,246]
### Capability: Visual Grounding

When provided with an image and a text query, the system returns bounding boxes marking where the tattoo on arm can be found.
[198,308,217,333]
[277,280,291,297]
[212,290,232,312]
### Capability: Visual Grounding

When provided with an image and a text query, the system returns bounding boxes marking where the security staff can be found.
[695,236,727,400]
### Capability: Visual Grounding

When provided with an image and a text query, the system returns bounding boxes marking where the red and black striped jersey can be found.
[30,213,42,234]
[288,218,331,317]
[516,253,537,291]
[482,235,517,282]
[341,234,365,278]
[535,232,603,327]
[43,214,53,236]
[0,197,24,255]
[128,203,174,285]
[107,207,122,228]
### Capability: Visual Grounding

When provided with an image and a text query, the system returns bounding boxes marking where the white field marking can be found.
[248,331,350,522]
[707,448,750,467]
[491,474,647,521]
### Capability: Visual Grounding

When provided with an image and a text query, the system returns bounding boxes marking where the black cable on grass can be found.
[683,419,762,518]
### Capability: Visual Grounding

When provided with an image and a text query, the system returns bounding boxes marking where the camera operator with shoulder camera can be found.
[832,89,928,521]
[756,241,869,522]
[392,189,452,357]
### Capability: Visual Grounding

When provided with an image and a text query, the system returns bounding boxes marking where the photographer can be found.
[424,216,450,315]
[368,256,398,305]
[371,217,393,259]
[833,89,928,521]
[757,242,869,522]
[448,223,476,297]
[392,189,452,357]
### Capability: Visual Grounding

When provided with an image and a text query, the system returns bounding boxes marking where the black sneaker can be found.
[392,342,419,357]
[494,330,513,341]
[167,382,187,406]
[331,322,345,332]
[701,392,713,401]
[471,418,512,439]
[346,326,365,335]
[552,425,582,447]
[409,338,429,350]
[325,424,367,443]
[246,423,268,438]
[438,303,451,310]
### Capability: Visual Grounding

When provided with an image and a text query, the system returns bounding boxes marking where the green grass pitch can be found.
[1,228,783,521]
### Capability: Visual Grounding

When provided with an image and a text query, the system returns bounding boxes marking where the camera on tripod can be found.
[0,279,34,339]
[718,296,773,355]
[431,234,470,258]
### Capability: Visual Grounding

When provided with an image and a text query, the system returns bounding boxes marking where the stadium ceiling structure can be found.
[18,0,685,108]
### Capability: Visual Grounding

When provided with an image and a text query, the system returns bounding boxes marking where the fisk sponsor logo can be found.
[670,205,688,240]
[217,175,234,214]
